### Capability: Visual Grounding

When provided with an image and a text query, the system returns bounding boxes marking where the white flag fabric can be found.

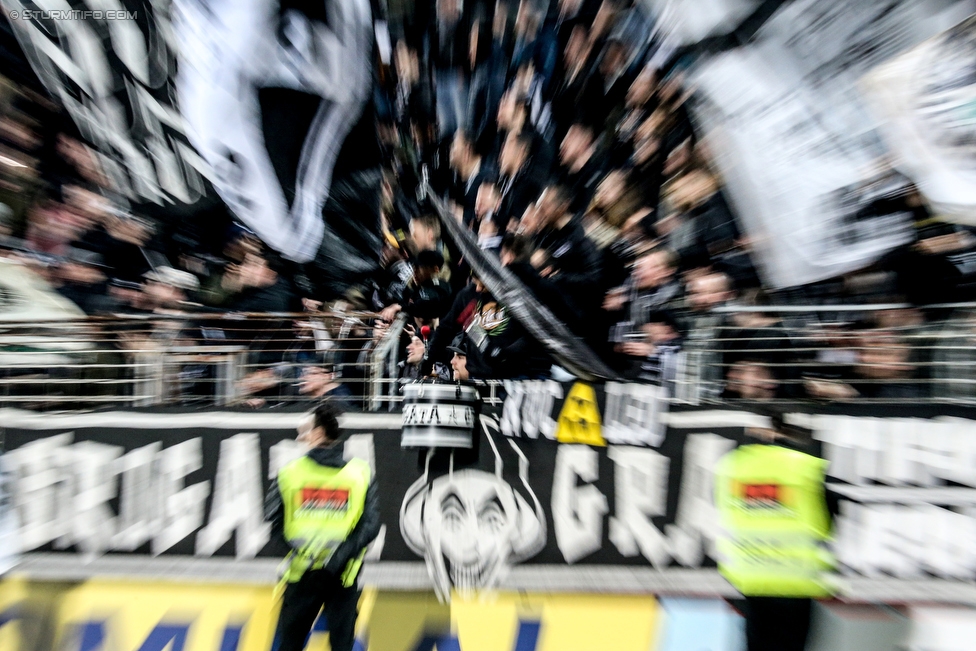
[684,0,974,288]
[689,46,914,289]
[0,454,19,576]
[0,0,212,206]
[173,0,375,263]
[861,15,976,225]
[1,0,380,267]
[640,0,762,45]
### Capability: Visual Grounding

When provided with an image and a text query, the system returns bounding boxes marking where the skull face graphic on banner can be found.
[400,432,547,601]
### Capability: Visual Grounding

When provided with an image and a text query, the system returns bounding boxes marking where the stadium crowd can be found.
[1,0,975,405]
[371,0,976,400]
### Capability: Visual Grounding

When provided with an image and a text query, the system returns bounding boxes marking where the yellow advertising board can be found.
[0,576,27,650]
[452,592,659,651]
[0,579,673,651]
[39,580,279,651]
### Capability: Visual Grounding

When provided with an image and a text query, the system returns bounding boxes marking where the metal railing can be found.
[4,304,976,409]
[369,315,405,411]
[673,303,976,405]
[0,311,404,410]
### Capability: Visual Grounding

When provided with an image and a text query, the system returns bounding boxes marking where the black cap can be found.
[447,333,469,356]
[415,249,445,269]
[646,309,683,337]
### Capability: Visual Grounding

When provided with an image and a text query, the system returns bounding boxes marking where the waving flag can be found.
[2,0,382,285]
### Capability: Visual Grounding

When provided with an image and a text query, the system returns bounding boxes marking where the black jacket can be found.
[422,282,547,378]
[557,154,605,217]
[534,219,603,303]
[498,166,545,224]
[398,277,454,321]
[451,164,492,223]
[227,277,295,313]
[507,261,583,326]
[421,283,483,376]
[265,445,381,576]
[56,281,111,315]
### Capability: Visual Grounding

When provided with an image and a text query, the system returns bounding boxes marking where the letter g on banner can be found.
[552,445,608,563]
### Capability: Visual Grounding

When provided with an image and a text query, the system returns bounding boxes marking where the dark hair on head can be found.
[479,172,500,187]
[506,129,534,151]
[416,248,445,269]
[740,287,770,307]
[32,197,60,213]
[646,308,683,337]
[501,233,533,263]
[311,402,343,442]
[454,129,476,148]
[543,184,571,207]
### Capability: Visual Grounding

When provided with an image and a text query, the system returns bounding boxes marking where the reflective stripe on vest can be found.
[277,455,370,583]
[714,444,833,597]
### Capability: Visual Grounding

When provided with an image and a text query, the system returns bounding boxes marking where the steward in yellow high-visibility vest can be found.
[266,403,380,651]
[715,444,833,598]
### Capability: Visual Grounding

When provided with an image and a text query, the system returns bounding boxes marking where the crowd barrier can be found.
[0,311,404,410]
[5,304,976,410]
[677,303,976,405]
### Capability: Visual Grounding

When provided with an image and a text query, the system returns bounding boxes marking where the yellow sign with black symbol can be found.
[554,383,606,446]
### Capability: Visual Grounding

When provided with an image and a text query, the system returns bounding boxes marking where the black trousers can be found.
[273,569,360,651]
[745,597,812,651]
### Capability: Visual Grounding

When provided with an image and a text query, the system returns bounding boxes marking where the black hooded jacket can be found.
[422,282,549,378]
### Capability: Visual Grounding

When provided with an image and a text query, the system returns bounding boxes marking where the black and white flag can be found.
[862,14,976,226]
[1,0,381,268]
[173,0,375,262]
